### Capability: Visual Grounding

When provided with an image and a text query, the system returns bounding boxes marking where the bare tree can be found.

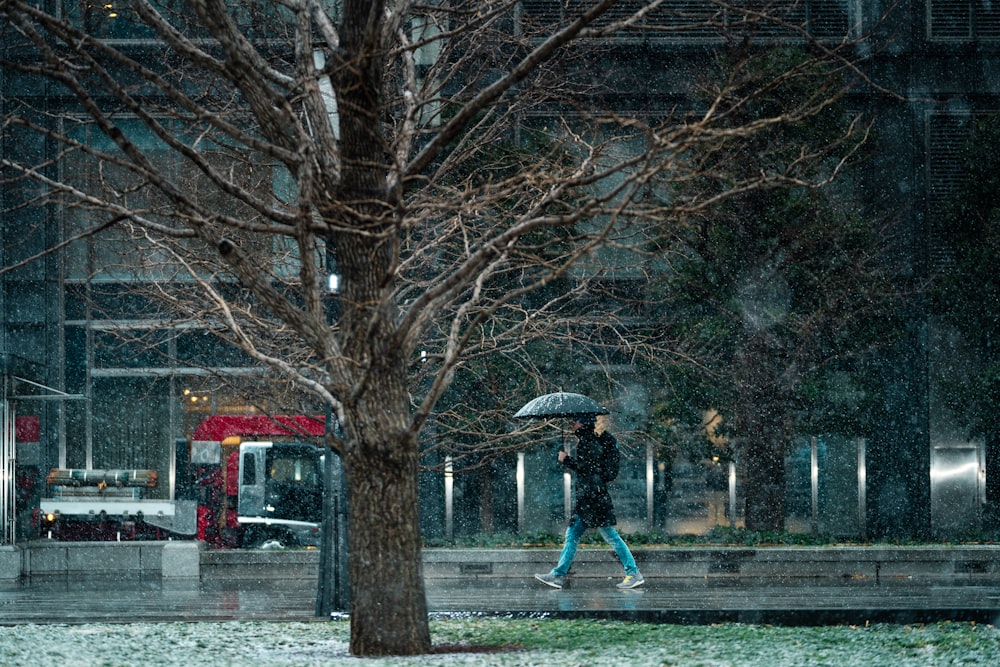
[1,0,872,655]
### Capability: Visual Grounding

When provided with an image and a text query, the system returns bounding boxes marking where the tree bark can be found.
[328,3,431,652]
[336,243,431,654]
[345,423,430,655]
[741,432,787,532]
[735,335,788,532]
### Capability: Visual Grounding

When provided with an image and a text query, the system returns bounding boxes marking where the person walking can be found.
[534,414,645,590]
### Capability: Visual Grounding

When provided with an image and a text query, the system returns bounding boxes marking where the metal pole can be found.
[857,437,867,539]
[562,434,572,523]
[516,452,525,533]
[646,442,654,532]
[1,378,15,545]
[728,460,737,530]
[317,228,348,615]
[444,456,453,540]
[316,409,348,615]
[335,453,349,611]
[810,436,819,534]
[315,431,335,617]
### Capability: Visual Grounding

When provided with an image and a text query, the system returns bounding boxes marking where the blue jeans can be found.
[552,516,639,577]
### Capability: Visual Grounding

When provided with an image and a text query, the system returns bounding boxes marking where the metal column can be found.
[646,442,655,532]
[858,438,867,539]
[516,452,525,533]
[810,436,819,534]
[1,381,15,545]
[444,456,454,540]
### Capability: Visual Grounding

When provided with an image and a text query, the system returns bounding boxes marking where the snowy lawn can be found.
[2,618,998,666]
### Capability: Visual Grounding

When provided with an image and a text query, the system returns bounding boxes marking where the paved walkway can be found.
[3,574,1000,625]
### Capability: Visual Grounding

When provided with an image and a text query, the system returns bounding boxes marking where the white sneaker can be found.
[534,572,565,589]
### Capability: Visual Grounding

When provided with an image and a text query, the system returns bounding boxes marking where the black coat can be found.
[561,427,617,528]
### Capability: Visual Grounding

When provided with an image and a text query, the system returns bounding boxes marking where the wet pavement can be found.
[0,575,321,624]
[3,574,1000,626]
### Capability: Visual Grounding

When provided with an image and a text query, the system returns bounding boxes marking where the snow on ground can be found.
[2,619,1000,666]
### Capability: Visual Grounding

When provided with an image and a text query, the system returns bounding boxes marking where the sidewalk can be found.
[3,545,1000,626]
[3,573,1000,626]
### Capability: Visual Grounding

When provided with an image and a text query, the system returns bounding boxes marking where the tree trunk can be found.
[735,335,788,532]
[334,248,431,655]
[741,432,786,532]
[345,422,430,655]
[328,1,433,654]
[480,464,495,533]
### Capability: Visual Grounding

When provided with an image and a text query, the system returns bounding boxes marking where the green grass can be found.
[3,618,1000,666]
[430,618,1000,664]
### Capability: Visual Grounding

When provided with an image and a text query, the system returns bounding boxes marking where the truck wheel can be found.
[264,529,298,549]
[243,527,297,549]
[242,526,267,549]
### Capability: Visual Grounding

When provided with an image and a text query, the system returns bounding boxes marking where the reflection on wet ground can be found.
[3,575,1000,625]
[428,577,1000,625]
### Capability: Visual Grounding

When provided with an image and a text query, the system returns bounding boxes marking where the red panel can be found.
[226,449,240,496]
[192,414,325,441]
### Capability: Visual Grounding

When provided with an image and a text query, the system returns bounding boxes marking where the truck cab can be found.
[237,441,323,548]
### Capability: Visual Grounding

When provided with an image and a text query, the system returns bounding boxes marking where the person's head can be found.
[571,414,597,434]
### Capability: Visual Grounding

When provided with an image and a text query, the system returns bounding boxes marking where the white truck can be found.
[39,467,197,540]
[236,441,324,548]
[38,414,328,546]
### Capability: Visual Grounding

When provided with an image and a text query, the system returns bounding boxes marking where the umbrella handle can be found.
[561,432,571,457]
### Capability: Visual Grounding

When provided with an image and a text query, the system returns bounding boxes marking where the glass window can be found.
[93,328,169,369]
[61,1,320,41]
[90,376,173,498]
[62,118,276,281]
[929,0,1000,40]
[176,329,255,367]
[269,453,319,486]
[63,119,177,281]
[242,452,256,486]
[63,0,195,40]
[521,0,852,41]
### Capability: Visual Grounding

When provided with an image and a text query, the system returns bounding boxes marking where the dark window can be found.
[93,329,170,369]
[929,0,1000,40]
[63,1,196,40]
[176,330,255,367]
[520,0,851,41]
[242,453,256,486]
[927,112,976,269]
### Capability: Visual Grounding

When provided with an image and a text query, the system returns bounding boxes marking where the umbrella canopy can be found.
[513,392,610,419]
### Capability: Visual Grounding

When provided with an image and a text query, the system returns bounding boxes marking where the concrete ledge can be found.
[0,544,21,581]
[199,547,319,579]
[421,546,1000,581]
[161,540,202,579]
[12,543,1000,582]
[22,540,166,577]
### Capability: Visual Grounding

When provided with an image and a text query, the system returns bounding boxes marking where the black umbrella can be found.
[513,392,610,419]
